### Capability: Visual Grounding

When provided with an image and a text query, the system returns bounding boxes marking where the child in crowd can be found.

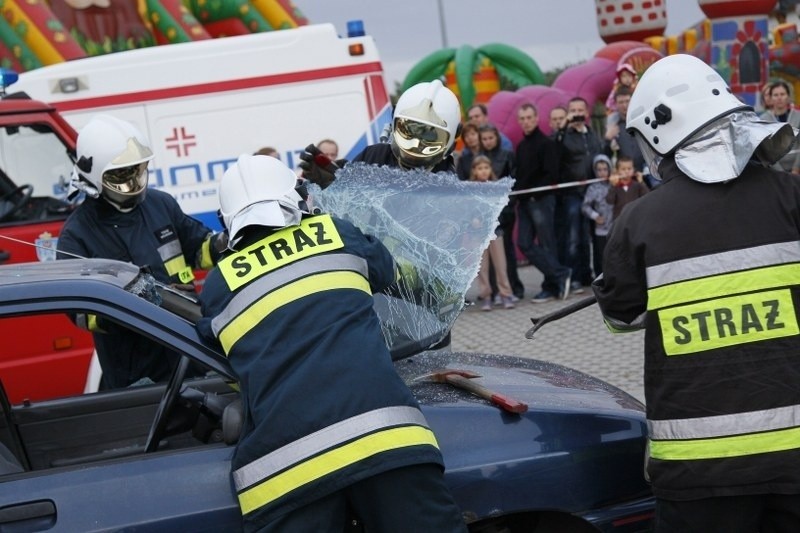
[605,63,638,128]
[470,155,515,311]
[606,155,649,221]
[582,154,614,277]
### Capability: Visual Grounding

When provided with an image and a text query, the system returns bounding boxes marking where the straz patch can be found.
[155,225,177,245]
[219,215,344,291]
[658,289,799,356]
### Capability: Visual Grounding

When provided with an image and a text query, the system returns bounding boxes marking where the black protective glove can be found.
[298,144,346,189]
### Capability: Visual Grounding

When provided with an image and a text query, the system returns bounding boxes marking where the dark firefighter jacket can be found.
[593,157,800,501]
[57,190,220,389]
[196,213,444,528]
[351,142,456,173]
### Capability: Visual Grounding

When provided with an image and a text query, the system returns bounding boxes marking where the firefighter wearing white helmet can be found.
[387,79,461,170]
[198,154,466,532]
[57,114,227,390]
[299,79,461,188]
[594,54,800,530]
[217,153,309,250]
[68,114,155,211]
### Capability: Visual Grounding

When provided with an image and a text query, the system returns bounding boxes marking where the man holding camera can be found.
[554,96,601,289]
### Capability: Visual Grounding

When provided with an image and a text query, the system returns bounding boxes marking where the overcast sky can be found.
[303,0,708,87]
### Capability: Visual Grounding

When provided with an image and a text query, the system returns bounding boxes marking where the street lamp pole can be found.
[437,0,449,48]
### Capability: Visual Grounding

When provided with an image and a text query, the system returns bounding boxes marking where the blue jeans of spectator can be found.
[557,193,593,285]
[516,195,570,295]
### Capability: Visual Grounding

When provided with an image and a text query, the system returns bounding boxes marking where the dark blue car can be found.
[0,259,654,532]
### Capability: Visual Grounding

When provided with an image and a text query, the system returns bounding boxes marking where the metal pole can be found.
[437,0,449,49]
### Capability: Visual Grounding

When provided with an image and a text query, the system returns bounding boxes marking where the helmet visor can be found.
[634,132,663,181]
[393,117,450,162]
[102,161,149,194]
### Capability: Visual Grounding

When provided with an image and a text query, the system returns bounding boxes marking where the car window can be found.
[0,311,238,477]
[0,124,73,200]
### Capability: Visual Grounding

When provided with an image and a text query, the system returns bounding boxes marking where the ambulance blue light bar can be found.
[0,68,18,95]
[347,20,365,38]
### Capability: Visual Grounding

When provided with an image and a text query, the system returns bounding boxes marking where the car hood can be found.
[398,351,651,520]
[397,350,644,414]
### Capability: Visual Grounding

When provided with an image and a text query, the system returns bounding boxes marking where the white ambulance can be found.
[14,22,393,230]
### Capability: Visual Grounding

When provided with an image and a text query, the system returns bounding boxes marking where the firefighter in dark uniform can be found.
[593,54,800,531]
[299,79,461,350]
[299,79,460,183]
[57,115,226,389]
[196,154,465,532]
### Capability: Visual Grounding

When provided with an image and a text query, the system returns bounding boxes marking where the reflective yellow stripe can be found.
[219,271,370,353]
[647,264,800,310]
[164,255,195,283]
[199,237,214,270]
[649,426,800,461]
[645,241,800,288]
[238,425,439,515]
[658,289,799,355]
[86,314,106,333]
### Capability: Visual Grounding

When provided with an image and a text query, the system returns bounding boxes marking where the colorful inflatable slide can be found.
[0,0,307,72]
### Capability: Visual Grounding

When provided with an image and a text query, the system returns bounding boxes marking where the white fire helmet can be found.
[391,80,461,169]
[627,54,750,175]
[74,115,154,212]
[218,154,309,249]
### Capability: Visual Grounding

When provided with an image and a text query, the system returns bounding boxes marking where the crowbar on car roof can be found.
[415,369,528,414]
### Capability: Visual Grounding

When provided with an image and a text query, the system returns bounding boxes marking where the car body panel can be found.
[0,259,654,531]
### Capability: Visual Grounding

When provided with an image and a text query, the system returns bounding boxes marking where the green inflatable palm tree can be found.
[402,43,544,112]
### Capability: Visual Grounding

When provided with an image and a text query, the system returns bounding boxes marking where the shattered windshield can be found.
[312,163,512,358]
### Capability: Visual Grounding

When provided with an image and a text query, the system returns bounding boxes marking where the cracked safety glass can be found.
[312,162,513,359]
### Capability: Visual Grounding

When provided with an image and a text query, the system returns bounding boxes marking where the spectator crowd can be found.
[454,66,656,309]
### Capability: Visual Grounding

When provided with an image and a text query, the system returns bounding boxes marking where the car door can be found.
[0,298,244,532]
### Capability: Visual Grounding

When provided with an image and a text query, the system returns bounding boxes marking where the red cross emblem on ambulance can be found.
[165,127,196,157]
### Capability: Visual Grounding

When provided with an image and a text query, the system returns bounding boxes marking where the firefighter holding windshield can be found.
[298,80,464,350]
[593,54,800,530]
[196,154,465,532]
[57,115,227,389]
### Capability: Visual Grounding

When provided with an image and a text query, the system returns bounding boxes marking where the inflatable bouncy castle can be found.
[402,0,795,148]
[0,0,308,71]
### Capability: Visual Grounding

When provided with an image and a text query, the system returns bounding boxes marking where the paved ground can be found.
[451,264,646,403]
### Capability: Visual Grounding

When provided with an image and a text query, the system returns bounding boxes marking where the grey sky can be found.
[303,0,707,87]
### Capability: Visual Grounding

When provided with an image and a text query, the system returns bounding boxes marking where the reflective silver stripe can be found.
[211,253,368,337]
[648,404,800,440]
[603,312,647,332]
[158,240,182,262]
[646,241,800,288]
[232,406,429,491]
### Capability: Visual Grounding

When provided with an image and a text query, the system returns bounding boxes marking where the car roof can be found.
[0,258,235,379]
[0,258,141,287]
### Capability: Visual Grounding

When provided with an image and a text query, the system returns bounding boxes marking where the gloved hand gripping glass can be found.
[298,144,347,189]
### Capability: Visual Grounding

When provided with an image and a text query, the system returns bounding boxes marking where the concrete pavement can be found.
[451,264,646,403]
